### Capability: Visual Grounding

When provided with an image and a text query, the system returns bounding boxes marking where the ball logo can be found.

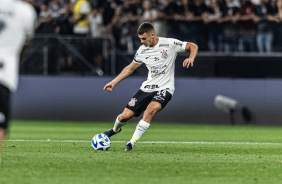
[128,98,137,107]
[160,49,168,59]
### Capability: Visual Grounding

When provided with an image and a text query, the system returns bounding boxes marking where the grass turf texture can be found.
[1,121,282,184]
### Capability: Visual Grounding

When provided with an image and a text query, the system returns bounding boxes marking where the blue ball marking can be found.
[98,134,103,139]
[91,139,98,149]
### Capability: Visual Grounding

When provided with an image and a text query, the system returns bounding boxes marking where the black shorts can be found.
[126,89,172,117]
[0,84,10,129]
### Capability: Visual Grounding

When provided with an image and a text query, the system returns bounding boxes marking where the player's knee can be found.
[147,102,161,115]
[145,106,158,117]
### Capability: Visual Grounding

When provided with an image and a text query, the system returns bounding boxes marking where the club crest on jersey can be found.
[128,98,137,107]
[160,50,168,59]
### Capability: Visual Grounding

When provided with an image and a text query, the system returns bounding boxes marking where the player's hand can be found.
[183,58,194,68]
[103,82,115,92]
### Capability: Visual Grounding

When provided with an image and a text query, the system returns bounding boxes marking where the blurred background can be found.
[13,0,282,125]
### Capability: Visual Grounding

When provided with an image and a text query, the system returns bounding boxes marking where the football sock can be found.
[113,115,126,133]
[130,119,150,146]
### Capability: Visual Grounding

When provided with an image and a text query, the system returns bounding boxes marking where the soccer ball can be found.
[91,133,111,151]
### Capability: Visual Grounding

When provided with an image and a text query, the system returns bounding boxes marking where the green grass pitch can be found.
[1,121,282,184]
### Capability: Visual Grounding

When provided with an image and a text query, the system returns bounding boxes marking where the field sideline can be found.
[1,121,282,184]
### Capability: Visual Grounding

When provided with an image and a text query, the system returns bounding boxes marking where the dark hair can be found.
[137,22,155,35]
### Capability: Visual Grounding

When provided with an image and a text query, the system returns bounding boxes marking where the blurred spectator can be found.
[237,0,257,52]
[141,0,158,22]
[101,0,121,35]
[221,0,240,52]
[72,0,91,36]
[48,0,65,19]
[254,0,275,52]
[177,0,191,40]
[70,0,92,74]
[36,3,55,33]
[272,0,282,51]
[188,0,208,50]
[202,0,224,51]
[109,6,122,42]
[89,7,103,38]
[178,0,202,43]
[56,3,74,35]
[114,0,141,53]
[142,0,166,37]
[163,0,182,38]
[56,3,74,72]
[89,7,104,75]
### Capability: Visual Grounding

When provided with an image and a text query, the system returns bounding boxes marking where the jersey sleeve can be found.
[133,47,143,64]
[168,38,187,53]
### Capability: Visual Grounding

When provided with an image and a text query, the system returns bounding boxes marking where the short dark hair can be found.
[137,22,155,35]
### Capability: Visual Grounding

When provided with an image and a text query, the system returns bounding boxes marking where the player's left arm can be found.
[183,42,198,68]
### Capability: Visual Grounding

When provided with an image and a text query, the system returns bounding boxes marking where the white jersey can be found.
[0,0,36,91]
[133,37,187,95]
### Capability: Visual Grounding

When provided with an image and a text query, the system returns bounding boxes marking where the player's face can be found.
[138,32,154,47]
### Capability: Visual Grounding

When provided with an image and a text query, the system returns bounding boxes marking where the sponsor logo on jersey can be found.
[144,85,159,89]
[151,65,167,78]
[146,56,151,59]
[159,44,169,47]
[174,42,183,47]
[160,49,168,59]
[128,98,137,107]
[154,57,159,61]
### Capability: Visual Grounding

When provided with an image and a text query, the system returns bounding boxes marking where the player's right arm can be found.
[103,61,141,92]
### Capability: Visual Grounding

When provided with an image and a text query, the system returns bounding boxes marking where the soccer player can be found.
[103,22,198,151]
[0,0,36,159]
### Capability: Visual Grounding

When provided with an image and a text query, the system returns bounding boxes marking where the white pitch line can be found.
[4,139,282,145]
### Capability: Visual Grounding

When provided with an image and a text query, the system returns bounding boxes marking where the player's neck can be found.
[151,36,159,47]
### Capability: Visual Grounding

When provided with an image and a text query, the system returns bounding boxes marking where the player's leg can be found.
[104,89,152,138]
[142,101,162,123]
[114,108,135,130]
[0,84,11,163]
[125,90,172,151]
[104,108,135,137]
[125,102,161,151]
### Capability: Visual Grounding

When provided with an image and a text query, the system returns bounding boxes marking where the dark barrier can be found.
[116,52,282,78]
[11,76,282,125]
